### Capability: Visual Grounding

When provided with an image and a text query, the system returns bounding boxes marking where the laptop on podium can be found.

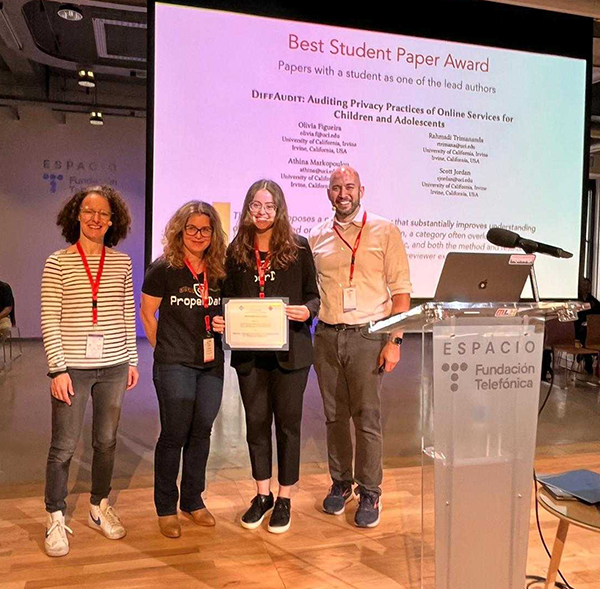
[434,252,533,302]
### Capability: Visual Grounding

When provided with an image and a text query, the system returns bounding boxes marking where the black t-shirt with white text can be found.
[142,258,223,371]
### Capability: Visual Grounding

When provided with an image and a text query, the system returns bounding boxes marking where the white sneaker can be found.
[88,498,126,540]
[45,511,73,557]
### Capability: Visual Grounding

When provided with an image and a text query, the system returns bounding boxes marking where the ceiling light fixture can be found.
[89,111,103,126]
[78,69,95,88]
[57,4,84,22]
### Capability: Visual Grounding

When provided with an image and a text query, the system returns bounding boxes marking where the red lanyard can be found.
[76,242,105,325]
[254,241,270,299]
[184,258,211,334]
[333,211,367,285]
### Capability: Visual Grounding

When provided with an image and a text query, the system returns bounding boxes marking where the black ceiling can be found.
[22,0,147,70]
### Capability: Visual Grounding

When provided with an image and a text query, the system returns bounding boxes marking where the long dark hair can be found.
[56,186,131,247]
[229,179,299,270]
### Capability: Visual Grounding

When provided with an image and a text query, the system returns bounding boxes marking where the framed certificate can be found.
[223,297,289,351]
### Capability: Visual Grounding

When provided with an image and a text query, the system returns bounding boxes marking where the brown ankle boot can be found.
[181,507,216,527]
[158,515,181,538]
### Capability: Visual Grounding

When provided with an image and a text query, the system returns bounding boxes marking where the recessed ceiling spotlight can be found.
[89,111,104,125]
[57,4,84,22]
[78,69,95,88]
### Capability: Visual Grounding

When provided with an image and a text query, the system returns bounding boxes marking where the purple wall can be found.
[0,107,146,338]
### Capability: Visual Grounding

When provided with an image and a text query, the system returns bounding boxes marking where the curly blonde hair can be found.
[162,201,226,281]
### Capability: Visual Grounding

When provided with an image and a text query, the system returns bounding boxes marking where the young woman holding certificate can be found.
[141,201,227,539]
[213,179,319,534]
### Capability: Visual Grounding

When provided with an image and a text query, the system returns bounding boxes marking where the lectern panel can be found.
[431,318,544,589]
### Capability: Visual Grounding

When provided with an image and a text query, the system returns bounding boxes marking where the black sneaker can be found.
[322,480,353,515]
[267,497,291,534]
[241,492,274,529]
[355,489,381,528]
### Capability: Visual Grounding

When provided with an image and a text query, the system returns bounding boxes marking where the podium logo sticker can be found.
[442,362,468,391]
[442,340,536,355]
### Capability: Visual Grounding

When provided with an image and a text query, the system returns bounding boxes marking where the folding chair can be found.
[0,304,22,372]
[583,314,600,375]
[544,319,598,386]
[8,323,22,361]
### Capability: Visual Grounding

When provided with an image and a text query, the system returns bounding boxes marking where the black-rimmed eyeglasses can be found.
[184,224,214,238]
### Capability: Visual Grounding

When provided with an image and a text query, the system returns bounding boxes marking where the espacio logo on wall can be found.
[43,160,118,172]
[42,159,119,194]
[42,173,64,194]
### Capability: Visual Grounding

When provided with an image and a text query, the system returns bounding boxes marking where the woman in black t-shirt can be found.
[141,201,227,539]
[213,180,319,534]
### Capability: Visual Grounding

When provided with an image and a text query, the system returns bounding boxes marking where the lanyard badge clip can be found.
[334,212,366,313]
[184,258,215,362]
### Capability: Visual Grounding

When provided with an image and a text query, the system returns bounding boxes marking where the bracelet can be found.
[389,336,403,346]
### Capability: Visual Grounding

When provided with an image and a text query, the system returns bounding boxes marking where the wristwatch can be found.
[389,336,403,346]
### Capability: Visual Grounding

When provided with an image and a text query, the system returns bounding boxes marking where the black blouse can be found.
[222,235,320,371]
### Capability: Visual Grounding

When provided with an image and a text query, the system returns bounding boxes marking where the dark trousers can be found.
[314,324,385,494]
[152,363,223,516]
[45,363,128,513]
[236,355,309,486]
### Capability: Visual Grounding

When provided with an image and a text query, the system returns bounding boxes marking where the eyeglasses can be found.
[80,208,111,222]
[184,224,214,238]
[249,201,277,214]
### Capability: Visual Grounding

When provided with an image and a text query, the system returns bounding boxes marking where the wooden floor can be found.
[2,452,600,589]
[3,342,600,587]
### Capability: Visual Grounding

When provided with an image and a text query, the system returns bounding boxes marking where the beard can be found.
[334,198,360,220]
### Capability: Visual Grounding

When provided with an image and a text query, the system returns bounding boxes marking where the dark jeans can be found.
[45,363,129,513]
[236,354,309,486]
[153,363,223,516]
[314,323,385,494]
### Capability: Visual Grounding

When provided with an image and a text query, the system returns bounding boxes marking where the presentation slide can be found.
[152,2,586,298]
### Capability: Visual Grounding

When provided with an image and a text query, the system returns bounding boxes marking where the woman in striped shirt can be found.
[41,186,138,557]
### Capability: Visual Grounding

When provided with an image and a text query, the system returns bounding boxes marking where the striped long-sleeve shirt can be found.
[41,248,138,373]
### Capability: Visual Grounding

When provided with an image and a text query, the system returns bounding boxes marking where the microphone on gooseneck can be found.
[486,228,573,259]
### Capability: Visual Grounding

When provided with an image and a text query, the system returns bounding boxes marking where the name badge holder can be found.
[86,332,104,359]
[203,336,215,363]
[343,286,357,313]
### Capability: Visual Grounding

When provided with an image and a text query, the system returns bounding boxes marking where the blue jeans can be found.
[45,363,129,513]
[152,363,223,516]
